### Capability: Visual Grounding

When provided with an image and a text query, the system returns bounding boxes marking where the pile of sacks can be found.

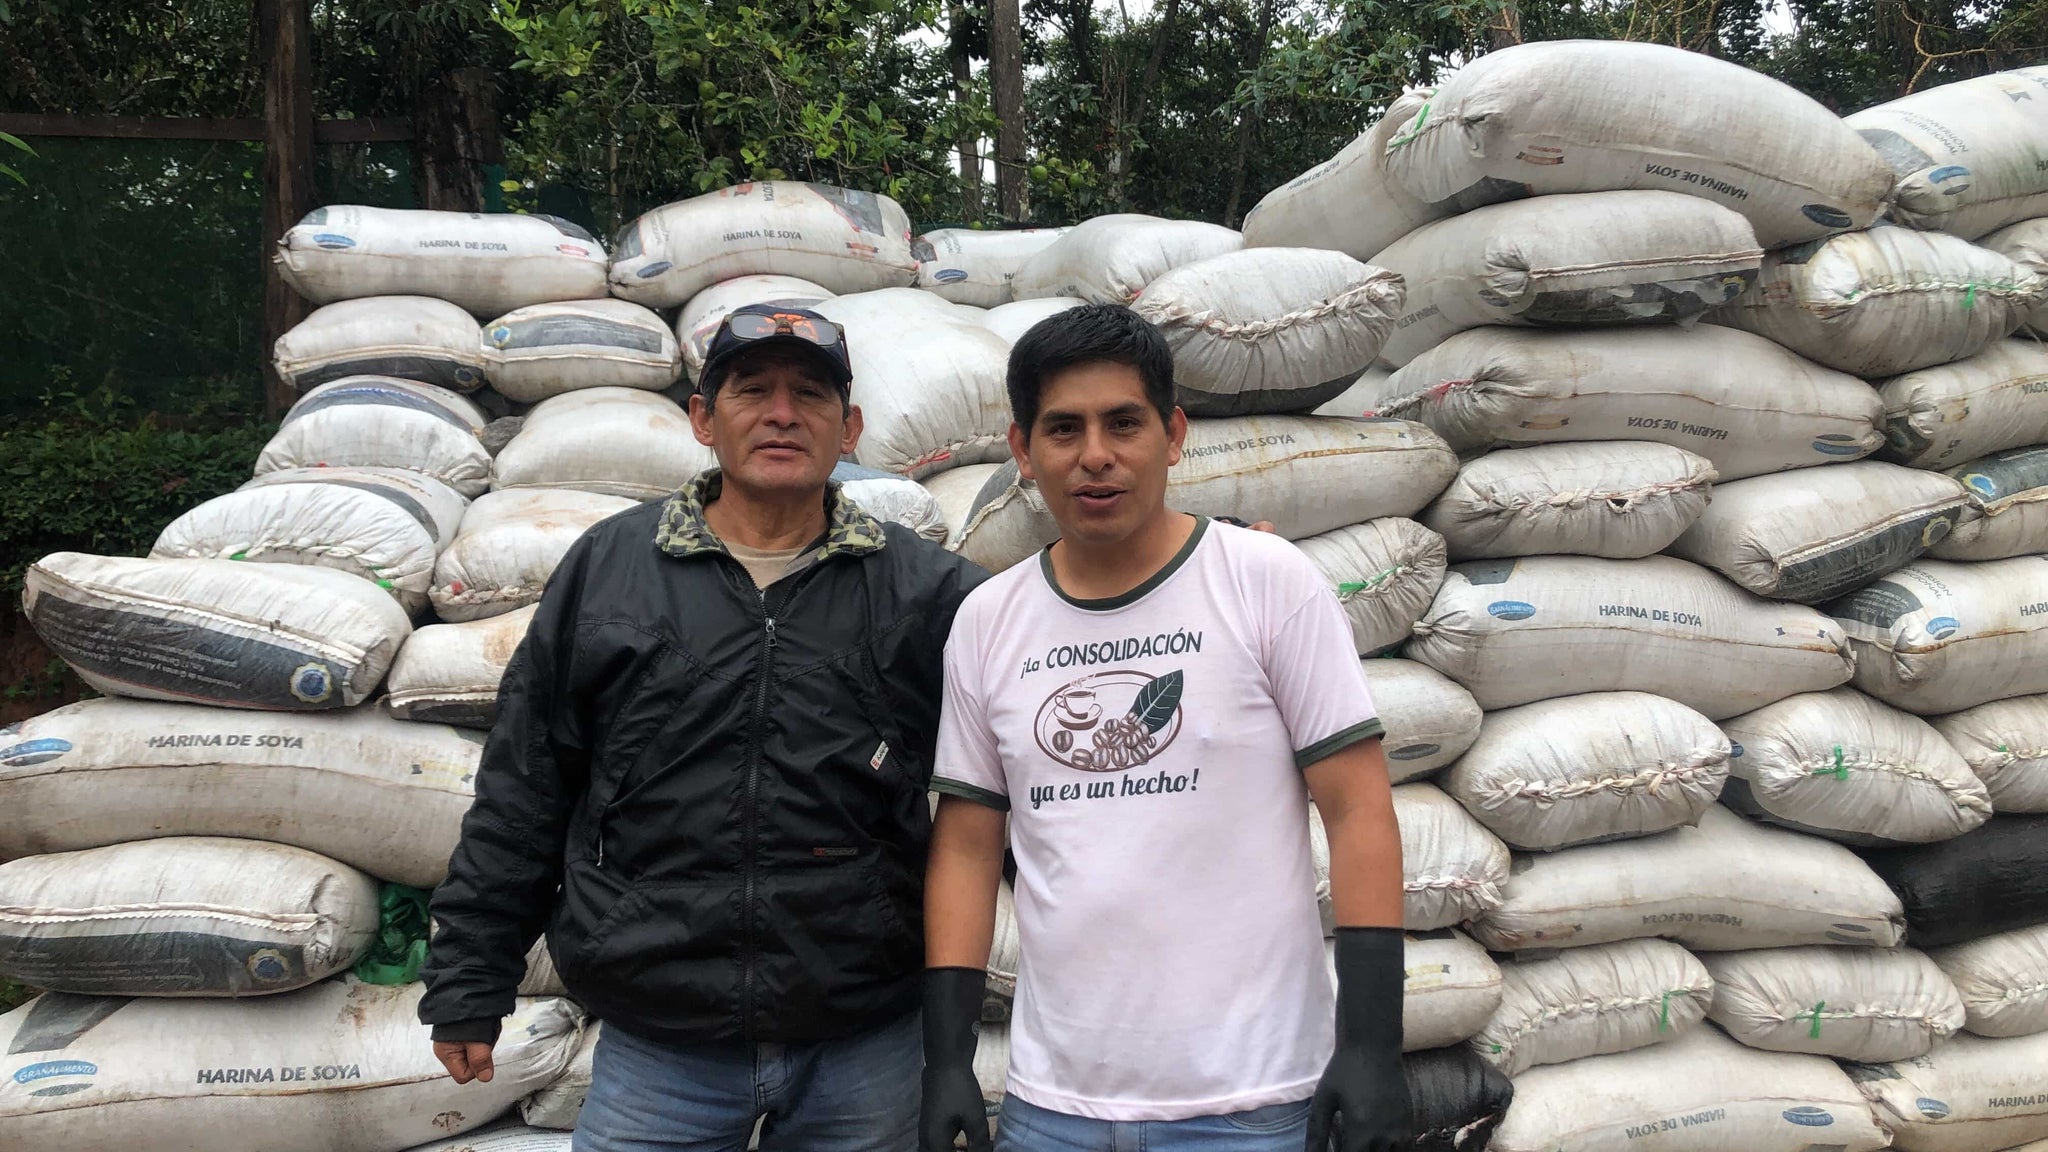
[7,40,2048,1152]
[1248,44,2048,1152]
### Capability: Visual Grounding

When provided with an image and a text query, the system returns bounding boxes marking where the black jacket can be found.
[419,472,985,1045]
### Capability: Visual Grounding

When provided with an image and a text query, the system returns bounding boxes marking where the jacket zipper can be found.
[742,581,784,1040]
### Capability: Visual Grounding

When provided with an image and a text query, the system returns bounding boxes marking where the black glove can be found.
[1308,927,1412,1152]
[920,967,994,1152]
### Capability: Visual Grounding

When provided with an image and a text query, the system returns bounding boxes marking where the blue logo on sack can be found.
[311,233,356,250]
[1917,1098,1952,1119]
[1729,742,1745,757]
[0,737,72,768]
[1928,166,1972,195]
[1487,600,1536,620]
[1782,1107,1835,1127]
[933,268,969,284]
[1812,434,1865,457]
[290,663,334,704]
[14,1061,95,1085]
[1388,743,1440,761]
[1963,473,1998,498]
[1800,205,1854,229]
[635,261,674,279]
[1927,616,1961,640]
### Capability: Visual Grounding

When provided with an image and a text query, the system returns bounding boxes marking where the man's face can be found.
[689,346,862,496]
[1011,361,1185,548]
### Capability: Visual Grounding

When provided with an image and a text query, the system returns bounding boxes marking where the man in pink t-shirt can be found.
[918,304,1410,1152]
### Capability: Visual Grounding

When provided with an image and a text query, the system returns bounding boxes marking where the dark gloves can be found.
[429,1017,501,1045]
[1308,927,1412,1152]
[920,967,994,1152]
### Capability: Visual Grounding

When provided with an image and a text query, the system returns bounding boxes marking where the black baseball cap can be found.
[698,304,854,397]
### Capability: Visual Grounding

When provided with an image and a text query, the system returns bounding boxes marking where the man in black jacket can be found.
[420,304,986,1151]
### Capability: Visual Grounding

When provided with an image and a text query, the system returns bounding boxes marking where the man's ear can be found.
[687,392,716,448]
[1008,422,1035,482]
[1165,406,1187,468]
[839,403,864,457]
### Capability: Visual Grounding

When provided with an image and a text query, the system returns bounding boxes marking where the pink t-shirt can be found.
[933,518,1381,1121]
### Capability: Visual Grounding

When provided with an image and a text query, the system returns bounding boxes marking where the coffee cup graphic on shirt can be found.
[1034,669,1184,772]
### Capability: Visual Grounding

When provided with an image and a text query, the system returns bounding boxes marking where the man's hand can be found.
[920,1058,993,1152]
[433,1040,496,1084]
[919,967,994,1152]
[1306,1041,1409,1152]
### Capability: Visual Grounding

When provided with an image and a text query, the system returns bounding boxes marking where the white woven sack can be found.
[239,466,467,552]
[517,938,564,997]
[0,981,582,1152]
[1929,923,2048,1038]
[831,462,948,543]
[1668,461,1972,603]
[815,285,977,326]
[1311,366,1394,420]
[914,227,1069,307]
[520,1021,596,1130]
[407,1123,573,1151]
[272,296,488,393]
[1382,39,1895,248]
[1932,445,2048,561]
[1831,557,2048,715]
[981,296,1088,345]
[675,274,835,382]
[1705,945,1964,1062]
[492,388,713,500]
[1720,687,1993,845]
[1443,692,1729,852]
[483,298,680,401]
[1930,695,2048,813]
[919,463,1003,551]
[1470,805,1906,952]
[1132,248,1403,417]
[275,206,607,316]
[1362,658,1481,782]
[1406,555,1854,719]
[255,376,491,497]
[1983,217,2048,335]
[1396,784,1509,931]
[0,697,480,887]
[1292,518,1447,656]
[1011,213,1243,304]
[1241,89,1445,261]
[1489,1026,1889,1152]
[1323,930,1504,1051]
[431,489,638,622]
[984,880,1020,1021]
[811,306,1010,478]
[1370,190,1762,366]
[385,605,534,728]
[1709,227,2046,376]
[610,181,916,307]
[152,483,443,614]
[1880,338,2048,469]
[950,417,1459,573]
[1373,325,1883,478]
[1847,67,2048,239]
[1849,1030,2048,1152]
[23,554,410,710]
[1471,938,1712,1077]
[975,1024,1011,1114]
[0,837,377,998]
[1422,442,1715,560]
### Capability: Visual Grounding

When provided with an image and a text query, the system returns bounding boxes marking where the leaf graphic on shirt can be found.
[1127,669,1184,735]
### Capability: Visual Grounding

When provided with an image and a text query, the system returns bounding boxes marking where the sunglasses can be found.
[724,311,843,348]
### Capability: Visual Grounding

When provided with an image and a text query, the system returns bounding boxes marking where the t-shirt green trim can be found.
[933,776,1012,812]
[1295,718,1385,771]
[1037,515,1210,612]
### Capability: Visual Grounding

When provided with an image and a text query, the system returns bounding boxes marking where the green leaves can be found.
[0,129,35,187]
[1127,670,1185,735]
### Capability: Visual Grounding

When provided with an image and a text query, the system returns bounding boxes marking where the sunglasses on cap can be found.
[724,311,843,348]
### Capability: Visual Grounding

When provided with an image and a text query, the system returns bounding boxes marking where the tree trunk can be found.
[990,0,1028,221]
[259,0,313,420]
[412,66,502,213]
[1490,0,1523,51]
[1108,0,1183,210]
[949,0,983,221]
[1222,0,1278,228]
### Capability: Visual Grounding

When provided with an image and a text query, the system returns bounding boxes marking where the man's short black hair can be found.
[1006,303,1176,437]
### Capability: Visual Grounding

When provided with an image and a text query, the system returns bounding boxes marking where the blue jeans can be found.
[995,1092,1311,1152]
[573,1011,920,1152]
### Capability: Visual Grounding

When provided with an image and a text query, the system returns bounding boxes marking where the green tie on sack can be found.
[354,883,432,985]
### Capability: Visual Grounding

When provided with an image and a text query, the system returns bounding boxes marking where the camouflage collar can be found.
[654,469,888,561]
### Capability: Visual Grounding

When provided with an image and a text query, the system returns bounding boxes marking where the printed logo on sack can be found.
[13,1060,96,1096]
[636,261,674,279]
[1963,473,2000,499]
[289,663,335,705]
[556,243,591,257]
[1812,434,1866,457]
[1388,743,1440,761]
[1800,205,1855,229]
[1928,166,1973,197]
[311,233,357,250]
[1729,742,1745,758]
[1923,516,1955,547]
[0,737,72,768]
[1927,616,1962,640]
[1034,669,1184,772]
[1782,1107,1835,1127]
[488,325,513,347]
[247,949,292,985]
[453,365,482,387]
[1917,1098,1952,1120]
[1487,601,1537,621]
[933,268,969,284]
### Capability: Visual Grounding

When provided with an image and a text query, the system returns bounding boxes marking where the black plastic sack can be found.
[1407,1046,1513,1152]
[1859,814,2048,947]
